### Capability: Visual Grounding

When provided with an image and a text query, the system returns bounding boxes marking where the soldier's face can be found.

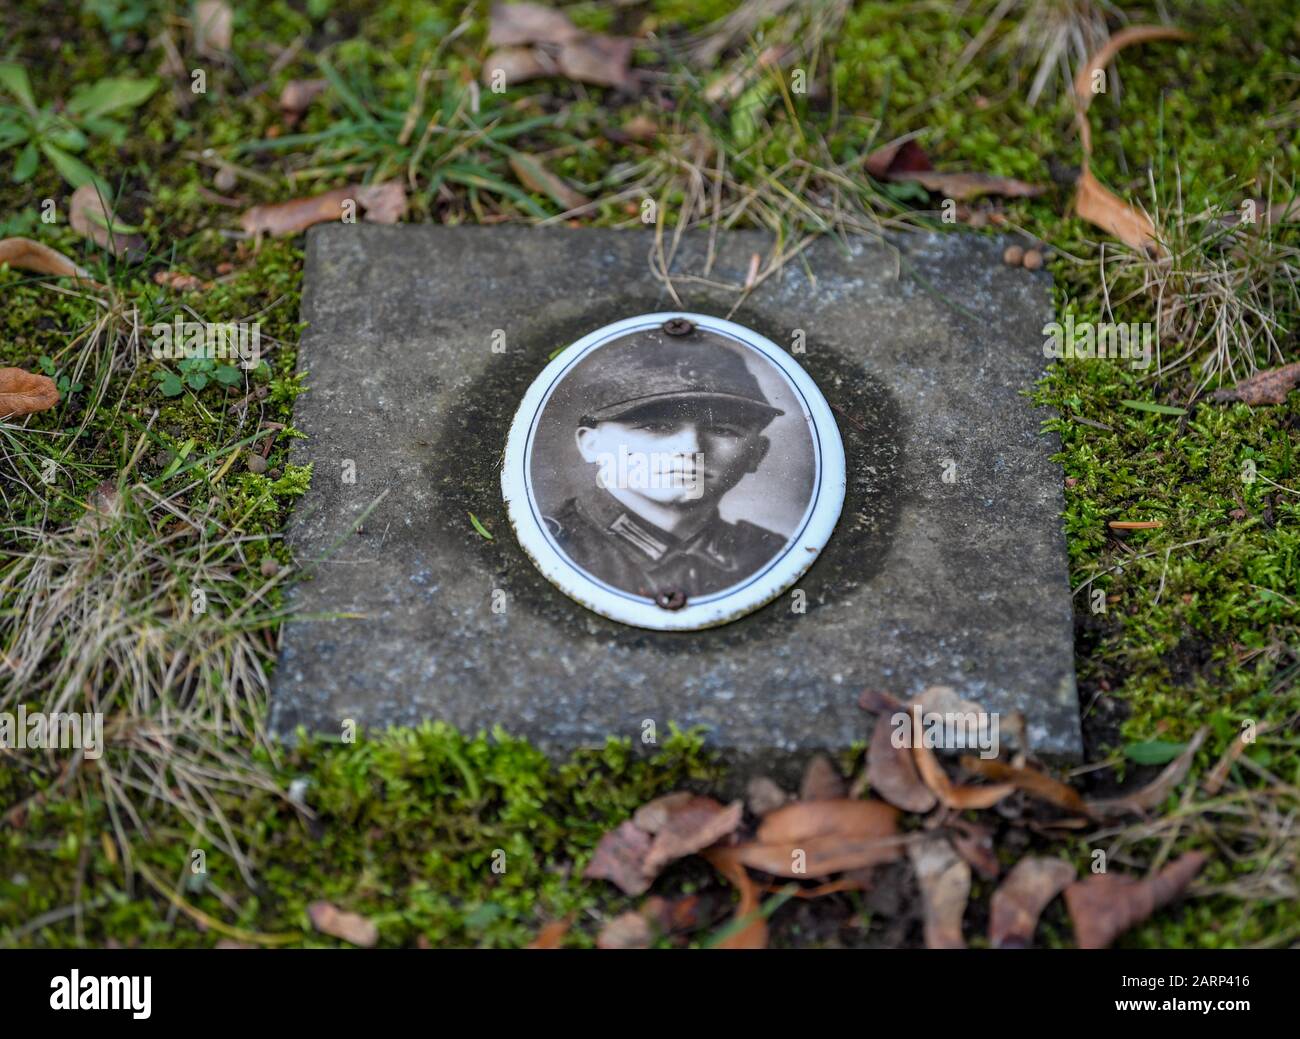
[577,401,769,507]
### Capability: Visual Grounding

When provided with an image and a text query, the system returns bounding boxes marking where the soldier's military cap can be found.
[578,329,784,427]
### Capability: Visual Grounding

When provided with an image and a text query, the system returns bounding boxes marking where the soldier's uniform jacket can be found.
[546,487,787,598]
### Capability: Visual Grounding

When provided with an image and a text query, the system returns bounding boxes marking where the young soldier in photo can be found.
[544,335,787,600]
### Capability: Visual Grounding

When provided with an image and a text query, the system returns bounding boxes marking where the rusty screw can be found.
[654,589,688,610]
[662,317,694,336]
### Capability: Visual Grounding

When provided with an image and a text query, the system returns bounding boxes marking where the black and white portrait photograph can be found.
[503,313,845,630]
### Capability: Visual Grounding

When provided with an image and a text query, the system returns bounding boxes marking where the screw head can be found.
[654,589,688,610]
[662,318,694,337]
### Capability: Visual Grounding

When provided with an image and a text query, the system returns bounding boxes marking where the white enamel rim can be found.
[501,312,846,631]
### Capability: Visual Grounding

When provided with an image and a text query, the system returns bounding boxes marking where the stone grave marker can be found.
[270,224,1079,767]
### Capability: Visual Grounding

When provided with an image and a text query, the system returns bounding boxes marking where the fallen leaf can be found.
[726,798,902,878]
[527,918,571,949]
[863,136,933,179]
[153,270,209,292]
[1064,852,1207,949]
[757,798,895,845]
[0,237,90,280]
[487,1,582,46]
[867,710,938,813]
[557,34,634,90]
[864,136,1044,199]
[908,836,970,949]
[1071,27,1188,251]
[0,367,60,419]
[508,153,589,212]
[858,687,903,713]
[1210,362,1300,406]
[1087,727,1206,818]
[799,753,847,802]
[70,184,144,258]
[913,741,1014,810]
[907,170,1045,201]
[355,181,408,224]
[239,187,353,237]
[481,47,557,87]
[639,794,743,878]
[193,0,233,59]
[703,848,766,949]
[959,756,1090,816]
[279,78,327,123]
[947,819,999,881]
[1074,166,1157,253]
[306,901,378,947]
[596,911,654,949]
[989,857,1075,948]
[583,819,654,896]
[641,893,704,935]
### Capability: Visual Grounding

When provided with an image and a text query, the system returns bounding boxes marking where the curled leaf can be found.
[1064,852,1207,949]
[583,819,654,896]
[959,756,1089,816]
[306,900,378,947]
[908,836,970,949]
[867,710,937,813]
[1210,362,1300,406]
[989,857,1076,948]
[913,741,1014,810]
[0,367,60,419]
[703,848,767,949]
[726,798,902,879]
[0,237,90,280]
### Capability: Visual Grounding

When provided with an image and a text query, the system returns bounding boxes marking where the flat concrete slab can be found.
[270,225,1079,764]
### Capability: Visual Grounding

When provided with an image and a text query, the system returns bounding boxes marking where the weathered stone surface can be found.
[270,225,1079,764]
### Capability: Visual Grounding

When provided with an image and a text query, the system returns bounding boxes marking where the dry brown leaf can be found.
[508,153,589,212]
[487,1,581,46]
[863,136,932,180]
[947,819,999,881]
[1071,27,1188,250]
[355,181,408,224]
[908,836,970,949]
[193,0,233,59]
[239,187,353,237]
[703,848,767,949]
[153,270,209,292]
[583,819,654,895]
[306,900,378,947]
[557,34,634,90]
[637,794,743,878]
[1074,166,1157,253]
[279,78,327,123]
[596,911,654,950]
[864,137,1043,199]
[725,798,902,879]
[1210,362,1300,406]
[913,741,1014,810]
[481,47,557,87]
[867,711,938,813]
[1065,852,1207,949]
[959,756,1090,816]
[799,753,847,802]
[1087,727,1206,818]
[989,857,1075,948]
[757,798,895,845]
[526,918,571,949]
[858,687,903,713]
[0,367,60,419]
[907,170,1045,201]
[0,237,90,280]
